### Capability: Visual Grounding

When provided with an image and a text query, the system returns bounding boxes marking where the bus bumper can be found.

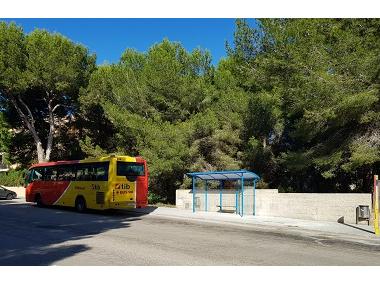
[109,201,136,209]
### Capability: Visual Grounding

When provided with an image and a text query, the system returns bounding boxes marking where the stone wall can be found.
[176,188,372,224]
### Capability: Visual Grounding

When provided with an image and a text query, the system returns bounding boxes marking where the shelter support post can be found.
[241,176,244,216]
[192,176,195,213]
[235,183,238,215]
[205,180,208,212]
[253,179,256,216]
[220,180,223,212]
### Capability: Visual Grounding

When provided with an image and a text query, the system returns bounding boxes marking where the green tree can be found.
[229,19,380,192]
[0,113,12,164]
[0,22,95,163]
[81,40,227,202]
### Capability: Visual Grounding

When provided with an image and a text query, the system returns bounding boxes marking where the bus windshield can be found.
[117,161,145,177]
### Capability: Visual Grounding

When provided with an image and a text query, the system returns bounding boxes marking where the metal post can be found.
[253,179,256,216]
[235,182,238,215]
[220,180,223,212]
[192,176,195,213]
[241,176,244,217]
[374,175,379,235]
[205,180,208,212]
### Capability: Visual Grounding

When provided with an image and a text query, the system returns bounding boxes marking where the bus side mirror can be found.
[126,175,137,182]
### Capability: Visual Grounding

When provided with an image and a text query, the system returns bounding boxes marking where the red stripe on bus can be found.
[26,181,70,205]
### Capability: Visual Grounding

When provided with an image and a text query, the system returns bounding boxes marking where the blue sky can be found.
[1,19,257,66]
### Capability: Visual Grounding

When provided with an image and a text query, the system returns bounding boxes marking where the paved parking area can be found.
[1,198,380,265]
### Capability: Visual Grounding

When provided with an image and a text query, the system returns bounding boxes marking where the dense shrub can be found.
[148,192,166,204]
[0,169,26,186]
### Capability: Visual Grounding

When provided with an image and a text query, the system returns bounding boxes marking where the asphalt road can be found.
[1,198,380,265]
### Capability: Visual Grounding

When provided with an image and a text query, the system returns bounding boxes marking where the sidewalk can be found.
[130,206,380,247]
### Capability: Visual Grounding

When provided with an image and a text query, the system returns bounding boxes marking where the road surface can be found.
[1,199,380,265]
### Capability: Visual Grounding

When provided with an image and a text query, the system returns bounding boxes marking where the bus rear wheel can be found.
[75,196,86,213]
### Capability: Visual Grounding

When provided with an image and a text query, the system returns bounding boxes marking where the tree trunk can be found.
[10,95,52,163]
[45,100,55,162]
[262,137,267,149]
[36,141,45,163]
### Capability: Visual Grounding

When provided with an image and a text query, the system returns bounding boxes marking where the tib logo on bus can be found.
[374,175,380,236]
[115,183,130,190]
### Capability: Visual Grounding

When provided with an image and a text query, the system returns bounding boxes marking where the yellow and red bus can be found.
[25,155,148,212]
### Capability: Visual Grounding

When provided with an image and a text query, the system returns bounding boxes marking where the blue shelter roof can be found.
[186,170,260,181]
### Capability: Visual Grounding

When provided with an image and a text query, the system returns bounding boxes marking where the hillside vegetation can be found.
[0,19,379,202]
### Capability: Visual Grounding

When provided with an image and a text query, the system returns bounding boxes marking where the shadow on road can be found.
[341,222,375,235]
[0,201,157,265]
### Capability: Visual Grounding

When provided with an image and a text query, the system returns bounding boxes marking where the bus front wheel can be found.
[35,194,44,207]
[75,196,86,213]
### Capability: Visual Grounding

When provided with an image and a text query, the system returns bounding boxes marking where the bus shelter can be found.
[186,170,260,217]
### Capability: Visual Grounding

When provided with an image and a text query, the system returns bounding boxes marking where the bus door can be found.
[29,168,47,200]
[43,167,60,204]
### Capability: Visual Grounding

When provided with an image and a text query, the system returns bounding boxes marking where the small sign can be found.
[115,183,130,190]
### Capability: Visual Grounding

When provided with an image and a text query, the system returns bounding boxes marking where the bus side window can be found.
[76,163,109,181]
[45,167,57,181]
[88,165,96,181]
[67,165,76,180]
[94,165,107,181]
[76,167,83,181]
[76,165,90,181]
[57,165,76,181]
[31,168,44,182]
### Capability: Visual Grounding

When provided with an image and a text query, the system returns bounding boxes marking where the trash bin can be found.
[356,205,370,225]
